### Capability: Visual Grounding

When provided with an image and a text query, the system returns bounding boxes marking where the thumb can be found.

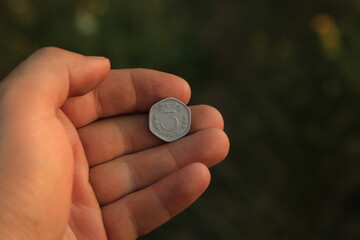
[0,47,110,239]
[1,47,110,115]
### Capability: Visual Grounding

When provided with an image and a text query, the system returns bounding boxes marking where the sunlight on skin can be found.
[0,47,229,240]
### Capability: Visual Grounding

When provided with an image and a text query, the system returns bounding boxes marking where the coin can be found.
[149,97,191,142]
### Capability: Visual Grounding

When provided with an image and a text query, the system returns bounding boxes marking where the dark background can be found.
[1,0,360,239]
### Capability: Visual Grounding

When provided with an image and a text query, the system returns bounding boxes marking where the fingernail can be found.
[87,56,108,60]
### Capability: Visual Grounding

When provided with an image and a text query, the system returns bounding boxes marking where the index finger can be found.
[61,69,191,128]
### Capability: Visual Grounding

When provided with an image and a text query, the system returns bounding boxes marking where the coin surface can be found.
[149,97,191,142]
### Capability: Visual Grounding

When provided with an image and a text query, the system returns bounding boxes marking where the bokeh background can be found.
[1,0,360,239]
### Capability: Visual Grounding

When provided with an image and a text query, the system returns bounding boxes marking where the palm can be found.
[59,69,228,240]
[57,110,107,240]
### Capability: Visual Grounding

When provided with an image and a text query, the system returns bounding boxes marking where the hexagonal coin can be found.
[149,97,191,142]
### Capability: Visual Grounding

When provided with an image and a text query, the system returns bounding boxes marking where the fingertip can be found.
[190,129,230,167]
[175,75,191,104]
[162,73,191,105]
[154,162,211,217]
[207,105,225,130]
[176,76,192,104]
[216,129,230,158]
[190,105,225,131]
[86,56,111,70]
[78,56,111,91]
[209,129,230,166]
[87,56,108,60]
[185,162,211,194]
[131,68,192,106]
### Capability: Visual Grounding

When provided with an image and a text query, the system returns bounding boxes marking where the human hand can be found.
[0,47,229,240]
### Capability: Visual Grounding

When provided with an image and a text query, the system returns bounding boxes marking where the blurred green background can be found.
[1,0,360,239]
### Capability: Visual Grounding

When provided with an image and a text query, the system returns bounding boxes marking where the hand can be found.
[0,47,229,240]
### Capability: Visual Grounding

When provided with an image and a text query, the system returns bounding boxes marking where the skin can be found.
[0,47,230,240]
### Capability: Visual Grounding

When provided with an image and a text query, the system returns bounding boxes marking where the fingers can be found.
[101,162,210,239]
[90,128,229,205]
[80,105,224,167]
[1,47,110,115]
[61,68,191,128]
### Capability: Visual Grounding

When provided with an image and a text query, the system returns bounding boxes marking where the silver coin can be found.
[149,97,191,142]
